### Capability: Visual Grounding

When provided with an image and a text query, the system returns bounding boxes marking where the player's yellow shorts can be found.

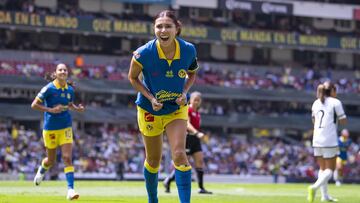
[137,105,188,137]
[336,157,347,165]
[43,127,73,149]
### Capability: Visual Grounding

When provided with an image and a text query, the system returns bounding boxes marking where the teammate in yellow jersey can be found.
[334,129,351,186]
[31,63,85,200]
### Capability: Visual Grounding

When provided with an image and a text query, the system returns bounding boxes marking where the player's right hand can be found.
[151,98,163,111]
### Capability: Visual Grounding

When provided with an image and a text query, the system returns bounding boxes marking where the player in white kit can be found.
[307,82,347,203]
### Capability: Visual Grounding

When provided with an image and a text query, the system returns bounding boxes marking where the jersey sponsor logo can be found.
[165,70,174,78]
[155,90,182,102]
[144,112,154,122]
[178,69,186,78]
[61,93,65,97]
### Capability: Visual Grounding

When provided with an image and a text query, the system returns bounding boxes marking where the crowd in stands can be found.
[1,57,359,94]
[1,120,360,182]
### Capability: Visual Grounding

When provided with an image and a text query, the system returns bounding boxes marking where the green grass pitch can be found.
[0,181,359,203]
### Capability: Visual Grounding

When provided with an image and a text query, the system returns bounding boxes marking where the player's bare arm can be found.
[68,102,85,113]
[338,118,347,125]
[128,58,163,111]
[31,98,63,113]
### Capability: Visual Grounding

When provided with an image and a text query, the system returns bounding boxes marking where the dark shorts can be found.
[185,134,202,155]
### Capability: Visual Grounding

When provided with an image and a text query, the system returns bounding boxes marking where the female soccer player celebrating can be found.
[308,82,347,202]
[128,10,199,203]
[32,63,85,200]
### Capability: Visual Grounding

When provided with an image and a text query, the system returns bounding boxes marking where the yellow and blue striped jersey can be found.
[133,37,199,115]
[36,80,74,130]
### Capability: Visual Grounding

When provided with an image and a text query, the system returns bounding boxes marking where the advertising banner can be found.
[0,11,359,51]
[218,0,293,15]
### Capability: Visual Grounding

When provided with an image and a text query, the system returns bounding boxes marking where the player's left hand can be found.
[175,93,187,106]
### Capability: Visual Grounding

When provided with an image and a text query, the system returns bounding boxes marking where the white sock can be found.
[333,169,339,181]
[319,170,329,199]
[312,169,333,190]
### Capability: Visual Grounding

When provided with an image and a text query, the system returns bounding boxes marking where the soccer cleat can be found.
[198,188,213,194]
[163,179,170,193]
[307,186,316,203]
[321,196,338,202]
[335,181,341,187]
[33,166,45,186]
[67,189,79,200]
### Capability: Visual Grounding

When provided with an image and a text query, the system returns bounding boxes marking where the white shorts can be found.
[313,147,339,158]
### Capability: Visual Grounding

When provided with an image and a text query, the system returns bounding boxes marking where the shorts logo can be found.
[178,69,186,78]
[144,112,154,122]
[65,130,72,139]
[49,134,56,140]
[146,124,153,131]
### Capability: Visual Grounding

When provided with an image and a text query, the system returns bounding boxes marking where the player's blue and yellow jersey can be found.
[133,37,199,115]
[36,80,74,130]
[338,136,351,160]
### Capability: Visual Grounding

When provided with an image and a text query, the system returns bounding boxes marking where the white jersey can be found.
[311,97,346,147]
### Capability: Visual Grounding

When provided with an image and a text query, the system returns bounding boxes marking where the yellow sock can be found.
[64,166,74,173]
[144,160,159,173]
[174,164,191,172]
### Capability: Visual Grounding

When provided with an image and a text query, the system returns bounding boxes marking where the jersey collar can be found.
[53,80,68,90]
[156,38,180,66]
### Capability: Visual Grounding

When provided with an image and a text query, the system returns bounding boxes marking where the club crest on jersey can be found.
[67,93,71,99]
[178,69,186,78]
[165,70,174,78]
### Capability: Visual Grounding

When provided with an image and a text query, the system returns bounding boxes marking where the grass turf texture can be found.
[0,181,359,203]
